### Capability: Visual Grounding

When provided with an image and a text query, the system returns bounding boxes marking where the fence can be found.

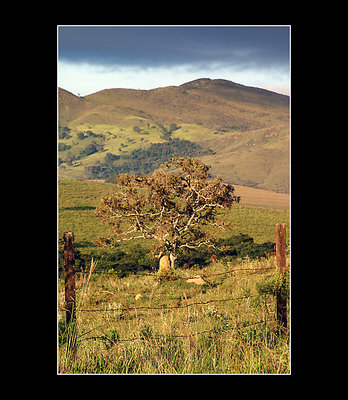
[60,223,288,346]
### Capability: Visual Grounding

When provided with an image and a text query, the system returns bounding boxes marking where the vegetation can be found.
[58,256,290,374]
[58,179,289,255]
[84,138,214,180]
[58,142,71,152]
[58,125,72,140]
[58,175,290,374]
[58,79,289,192]
[96,158,239,268]
[58,232,275,277]
[58,78,290,372]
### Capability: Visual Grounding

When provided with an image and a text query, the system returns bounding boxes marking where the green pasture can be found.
[58,179,289,253]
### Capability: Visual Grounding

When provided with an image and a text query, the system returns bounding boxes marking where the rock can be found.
[186,275,207,285]
[158,255,172,275]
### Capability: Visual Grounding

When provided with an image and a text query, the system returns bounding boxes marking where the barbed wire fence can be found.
[60,224,288,347]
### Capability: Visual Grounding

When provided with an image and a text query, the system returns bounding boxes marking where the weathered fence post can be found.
[276,223,288,333]
[276,223,287,274]
[63,231,76,325]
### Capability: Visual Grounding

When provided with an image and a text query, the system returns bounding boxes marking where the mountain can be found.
[58,78,289,193]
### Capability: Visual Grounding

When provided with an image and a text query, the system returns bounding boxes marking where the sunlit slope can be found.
[58,78,289,193]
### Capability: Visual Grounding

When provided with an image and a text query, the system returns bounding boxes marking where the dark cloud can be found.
[58,26,289,70]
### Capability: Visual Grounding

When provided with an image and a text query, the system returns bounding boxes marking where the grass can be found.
[58,178,290,374]
[231,185,289,210]
[221,206,289,245]
[58,180,114,250]
[58,256,290,374]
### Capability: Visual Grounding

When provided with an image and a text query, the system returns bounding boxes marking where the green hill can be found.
[58,78,289,193]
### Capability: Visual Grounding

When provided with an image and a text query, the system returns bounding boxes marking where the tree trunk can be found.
[169,252,176,269]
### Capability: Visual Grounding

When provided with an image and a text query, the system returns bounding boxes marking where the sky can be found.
[58,25,290,96]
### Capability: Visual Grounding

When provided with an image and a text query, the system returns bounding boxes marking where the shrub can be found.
[58,246,156,278]
[58,126,72,139]
[177,234,275,268]
[58,234,274,277]
[104,153,120,164]
[79,143,104,158]
[58,142,71,152]
[77,132,87,140]
[256,271,290,299]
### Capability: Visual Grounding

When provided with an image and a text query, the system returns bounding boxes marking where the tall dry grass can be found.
[58,255,290,374]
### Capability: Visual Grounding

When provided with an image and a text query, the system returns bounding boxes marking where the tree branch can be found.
[179,241,216,250]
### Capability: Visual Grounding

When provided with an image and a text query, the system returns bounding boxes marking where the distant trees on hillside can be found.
[104,153,120,164]
[77,132,87,140]
[58,142,71,152]
[158,123,181,140]
[84,138,214,180]
[58,126,72,140]
[79,142,104,158]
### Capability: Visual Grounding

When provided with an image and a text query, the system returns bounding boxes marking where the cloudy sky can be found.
[58,25,290,96]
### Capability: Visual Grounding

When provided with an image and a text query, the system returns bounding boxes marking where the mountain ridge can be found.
[59,77,289,97]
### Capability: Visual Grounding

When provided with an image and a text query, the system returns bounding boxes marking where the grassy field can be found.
[58,179,290,374]
[232,185,289,210]
[58,179,289,253]
[58,256,290,374]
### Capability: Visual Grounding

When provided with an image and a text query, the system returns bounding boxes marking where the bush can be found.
[58,142,71,152]
[176,234,275,268]
[77,132,87,140]
[58,234,274,277]
[216,234,274,262]
[58,246,156,278]
[104,153,120,164]
[79,143,104,158]
[256,271,289,299]
[58,126,72,140]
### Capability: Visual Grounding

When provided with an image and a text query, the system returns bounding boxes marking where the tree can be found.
[95,157,240,269]
[104,152,120,164]
[80,143,97,157]
[77,132,86,140]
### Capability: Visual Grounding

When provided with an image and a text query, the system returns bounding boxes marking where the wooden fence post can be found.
[276,223,288,333]
[63,232,76,325]
[276,223,287,274]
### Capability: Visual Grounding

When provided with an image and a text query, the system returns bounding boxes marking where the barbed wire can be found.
[77,319,274,344]
[58,265,276,314]
[59,293,268,314]
[59,263,283,346]
[60,265,275,280]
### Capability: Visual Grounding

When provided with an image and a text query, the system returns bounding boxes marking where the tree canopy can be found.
[96,157,240,268]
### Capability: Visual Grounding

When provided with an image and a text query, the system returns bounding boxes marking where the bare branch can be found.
[179,241,216,250]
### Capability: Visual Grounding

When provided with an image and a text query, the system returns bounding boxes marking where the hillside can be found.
[58,78,289,193]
